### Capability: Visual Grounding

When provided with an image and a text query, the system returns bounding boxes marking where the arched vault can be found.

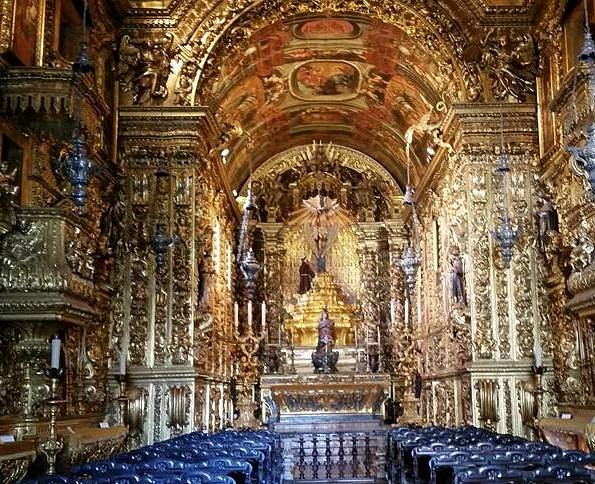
[178,2,483,190]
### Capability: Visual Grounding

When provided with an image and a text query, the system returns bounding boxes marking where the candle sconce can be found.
[40,367,66,475]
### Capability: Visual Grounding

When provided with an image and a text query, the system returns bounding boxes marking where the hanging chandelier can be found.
[399,148,421,292]
[151,159,179,271]
[241,247,261,300]
[63,125,93,215]
[62,0,94,214]
[400,245,420,293]
[491,113,519,269]
[566,0,595,196]
[236,185,255,264]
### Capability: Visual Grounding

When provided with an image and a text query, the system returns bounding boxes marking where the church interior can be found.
[1,0,595,481]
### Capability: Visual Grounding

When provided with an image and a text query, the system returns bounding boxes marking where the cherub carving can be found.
[570,220,595,273]
[466,28,538,102]
[117,33,176,104]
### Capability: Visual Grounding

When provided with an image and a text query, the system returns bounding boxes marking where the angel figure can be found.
[404,100,448,163]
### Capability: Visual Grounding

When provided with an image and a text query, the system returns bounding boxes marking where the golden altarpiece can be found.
[0,0,595,479]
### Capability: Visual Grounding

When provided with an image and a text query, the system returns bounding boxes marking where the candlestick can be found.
[50,336,61,369]
[234,301,239,333]
[119,350,126,375]
[261,301,266,332]
[247,300,253,332]
[41,368,66,475]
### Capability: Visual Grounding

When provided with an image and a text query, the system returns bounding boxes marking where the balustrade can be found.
[290,431,384,481]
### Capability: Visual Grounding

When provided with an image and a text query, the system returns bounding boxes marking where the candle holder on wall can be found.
[40,368,66,475]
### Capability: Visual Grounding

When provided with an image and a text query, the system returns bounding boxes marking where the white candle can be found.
[50,336,61,369]
[390,299,396,326]
[234,302,239,333]
[119,350,126,375]
[247,300,253,332]
[377,326,381,345]
[405,297,409,326]
[533,343,543,368]
[261,302,266,333]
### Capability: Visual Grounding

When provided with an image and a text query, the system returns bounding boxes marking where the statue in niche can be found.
[256,194,268,222]
[536,196,558,252]
[317,308,333,346]
[198,251,215,309]
[311,308,339,373]
[99,184,126,256]
[449,245,466,306]
[298,257,315,294]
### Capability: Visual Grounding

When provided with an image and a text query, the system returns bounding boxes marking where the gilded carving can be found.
[504,379,513,434]
[469,166,495,360]
[154,385,163,443]
[0,220,64,292]
[465,28,538,102]
[117,33,176,105]
[166,385,191,436]
[0,457,31,483]
[475,378,498,430]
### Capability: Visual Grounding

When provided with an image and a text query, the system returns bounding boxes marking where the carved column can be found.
[418,104,546,435]
[259,223,285,374]
[354,222,383,373]
[117,107,236,444]
[385,221,411,390]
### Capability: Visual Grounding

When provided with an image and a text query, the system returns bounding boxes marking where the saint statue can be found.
[198,252,214,309]
[298,257,315,294]
[311,308,339,373]
[536,197,558,251]
[449,246,466,305]
[317,308,334,347]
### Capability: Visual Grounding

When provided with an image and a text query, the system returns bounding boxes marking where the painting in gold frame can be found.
[11,0,40,65]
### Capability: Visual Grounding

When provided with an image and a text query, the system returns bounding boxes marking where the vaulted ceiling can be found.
[114,0,542,192]
[209,16,454,191]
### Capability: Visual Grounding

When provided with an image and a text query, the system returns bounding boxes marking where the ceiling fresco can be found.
[210,16,451,191]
